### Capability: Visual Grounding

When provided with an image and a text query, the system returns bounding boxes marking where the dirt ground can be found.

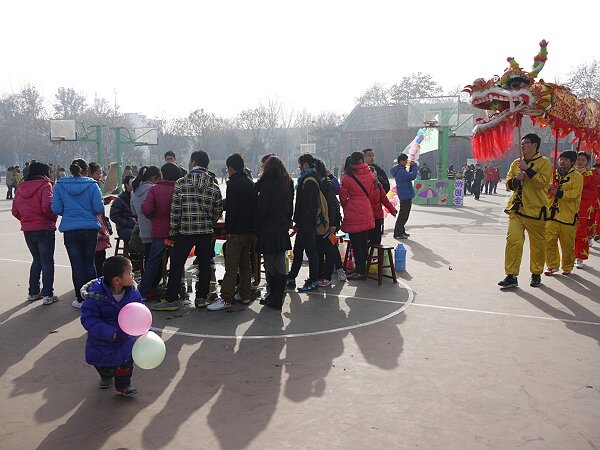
[0,185,598,450]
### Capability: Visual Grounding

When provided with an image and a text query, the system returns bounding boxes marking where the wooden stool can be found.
[343,238,353,271]
[115,237,145,274]
[114,238,129,257]
[366,244,397,285]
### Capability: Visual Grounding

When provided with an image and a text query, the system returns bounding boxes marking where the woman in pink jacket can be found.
[11,162,59,305]
[369,167,397,244]
[339,152,376,280]
[137,162,182,299]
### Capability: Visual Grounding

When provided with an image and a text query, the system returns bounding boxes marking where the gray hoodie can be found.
[130,181,153,243]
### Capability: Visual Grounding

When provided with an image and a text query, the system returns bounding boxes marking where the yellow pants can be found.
[505,214,546,276]
[545,220,576,271]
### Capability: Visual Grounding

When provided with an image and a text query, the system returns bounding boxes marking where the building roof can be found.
[342,105,408,132]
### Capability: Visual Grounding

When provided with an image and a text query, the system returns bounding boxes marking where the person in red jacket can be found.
[340,151,376,280]
[138,163,182,301]
[11,162,59,305]
[484,164,495,194]
[574,152,600,268]
[594,163,600,243]
[369,166,397,244]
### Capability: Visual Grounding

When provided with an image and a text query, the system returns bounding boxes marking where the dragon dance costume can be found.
[574,167,600,260]
[504,152,552,276]
[545,168,583,272]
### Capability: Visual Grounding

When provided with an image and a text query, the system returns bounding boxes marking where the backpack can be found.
[322,178,341,230]
[303,177,329,235]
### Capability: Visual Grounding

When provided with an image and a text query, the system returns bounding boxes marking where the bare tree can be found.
[389,72,443,104]
[355,83,392,107]
[0,85,49,164]
[53,87,88,119]
[566,59,600,99]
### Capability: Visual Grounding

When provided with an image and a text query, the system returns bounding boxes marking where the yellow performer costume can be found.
[545,167,583,273]
[504,152,552,277]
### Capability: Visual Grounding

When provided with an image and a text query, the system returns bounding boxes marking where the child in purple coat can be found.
[80,256,142,396]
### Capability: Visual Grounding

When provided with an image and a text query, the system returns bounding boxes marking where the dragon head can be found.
[463,40,549,159]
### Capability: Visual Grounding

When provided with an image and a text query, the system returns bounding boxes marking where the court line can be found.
[4,256,597,329]
[0,257,71,268]
[152,282,415,340]
[408,302,600,326]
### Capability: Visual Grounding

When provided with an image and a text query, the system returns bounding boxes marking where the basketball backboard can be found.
[299,143,316,154]
[452,114,474,137]
[50,120,77,141]
[133,127,158,145]
[408,96,460,128]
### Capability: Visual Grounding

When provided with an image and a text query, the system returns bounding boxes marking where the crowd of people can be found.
[9,148,415,312]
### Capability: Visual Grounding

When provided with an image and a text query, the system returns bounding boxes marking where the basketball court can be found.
[0,185,599,449]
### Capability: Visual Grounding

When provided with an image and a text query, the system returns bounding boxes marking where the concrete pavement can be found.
[0,185,598,450]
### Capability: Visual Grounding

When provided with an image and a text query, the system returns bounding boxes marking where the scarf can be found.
[296,167,317,190]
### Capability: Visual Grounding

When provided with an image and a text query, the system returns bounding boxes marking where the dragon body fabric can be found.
[463,40,600,160]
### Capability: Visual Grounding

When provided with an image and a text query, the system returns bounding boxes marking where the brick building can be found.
[339,105,420,174]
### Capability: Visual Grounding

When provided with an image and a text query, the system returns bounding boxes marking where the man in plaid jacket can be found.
[152,150,223,311]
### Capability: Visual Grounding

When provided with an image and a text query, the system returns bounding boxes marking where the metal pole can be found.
[439,126,449,179]
[94,126,104,169]
[114,127,123,193]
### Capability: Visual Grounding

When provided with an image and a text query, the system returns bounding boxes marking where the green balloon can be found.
[132,331,166,370]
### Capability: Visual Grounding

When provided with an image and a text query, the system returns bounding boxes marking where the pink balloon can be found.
[118,303,152,336]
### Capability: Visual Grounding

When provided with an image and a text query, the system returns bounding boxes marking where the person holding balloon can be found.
[80,256,144,396]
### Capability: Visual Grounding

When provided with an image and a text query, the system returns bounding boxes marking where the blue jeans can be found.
[64,229,98,301]
[117,228,133,241]
[24,230,56,297]
[138,239,167,298]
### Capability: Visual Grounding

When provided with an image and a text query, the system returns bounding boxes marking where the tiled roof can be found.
[342,105,408,131]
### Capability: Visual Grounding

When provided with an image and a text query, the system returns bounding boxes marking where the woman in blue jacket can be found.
[51,159,104,308]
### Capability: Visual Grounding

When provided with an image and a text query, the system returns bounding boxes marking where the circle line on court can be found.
[151,280,415,340]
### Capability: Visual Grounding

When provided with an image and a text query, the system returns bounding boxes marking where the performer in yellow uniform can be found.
[499,133,552,289]
[544,150,583,275]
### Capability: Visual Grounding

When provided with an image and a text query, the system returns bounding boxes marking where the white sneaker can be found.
[71,299,82,309]
[207,297,232,311]
[43,295,59,305]
[337,268,347,282]
[27,293,43,302]
[589,239,594,248]
[575,259,584,269]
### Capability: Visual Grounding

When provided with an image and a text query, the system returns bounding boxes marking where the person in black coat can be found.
[288,153,322,293]
[363,148,390,193]
[472,164,485,200]
[109,176,136,241]
[254,156,294,310]
[210,153,257,311]
[464,165,474,195]
[315,159,341,286]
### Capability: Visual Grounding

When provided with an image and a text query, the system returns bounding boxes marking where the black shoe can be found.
[265,274,287,310]
[594,235,600,242]
[498,275,518,288]
[530,274,542,287]
[285,277,296,289]
[260,274,276,305]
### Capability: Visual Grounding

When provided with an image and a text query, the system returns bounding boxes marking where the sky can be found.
[2,0,598,121]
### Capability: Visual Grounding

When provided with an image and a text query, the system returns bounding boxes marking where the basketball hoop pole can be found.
[77,125,104,170]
